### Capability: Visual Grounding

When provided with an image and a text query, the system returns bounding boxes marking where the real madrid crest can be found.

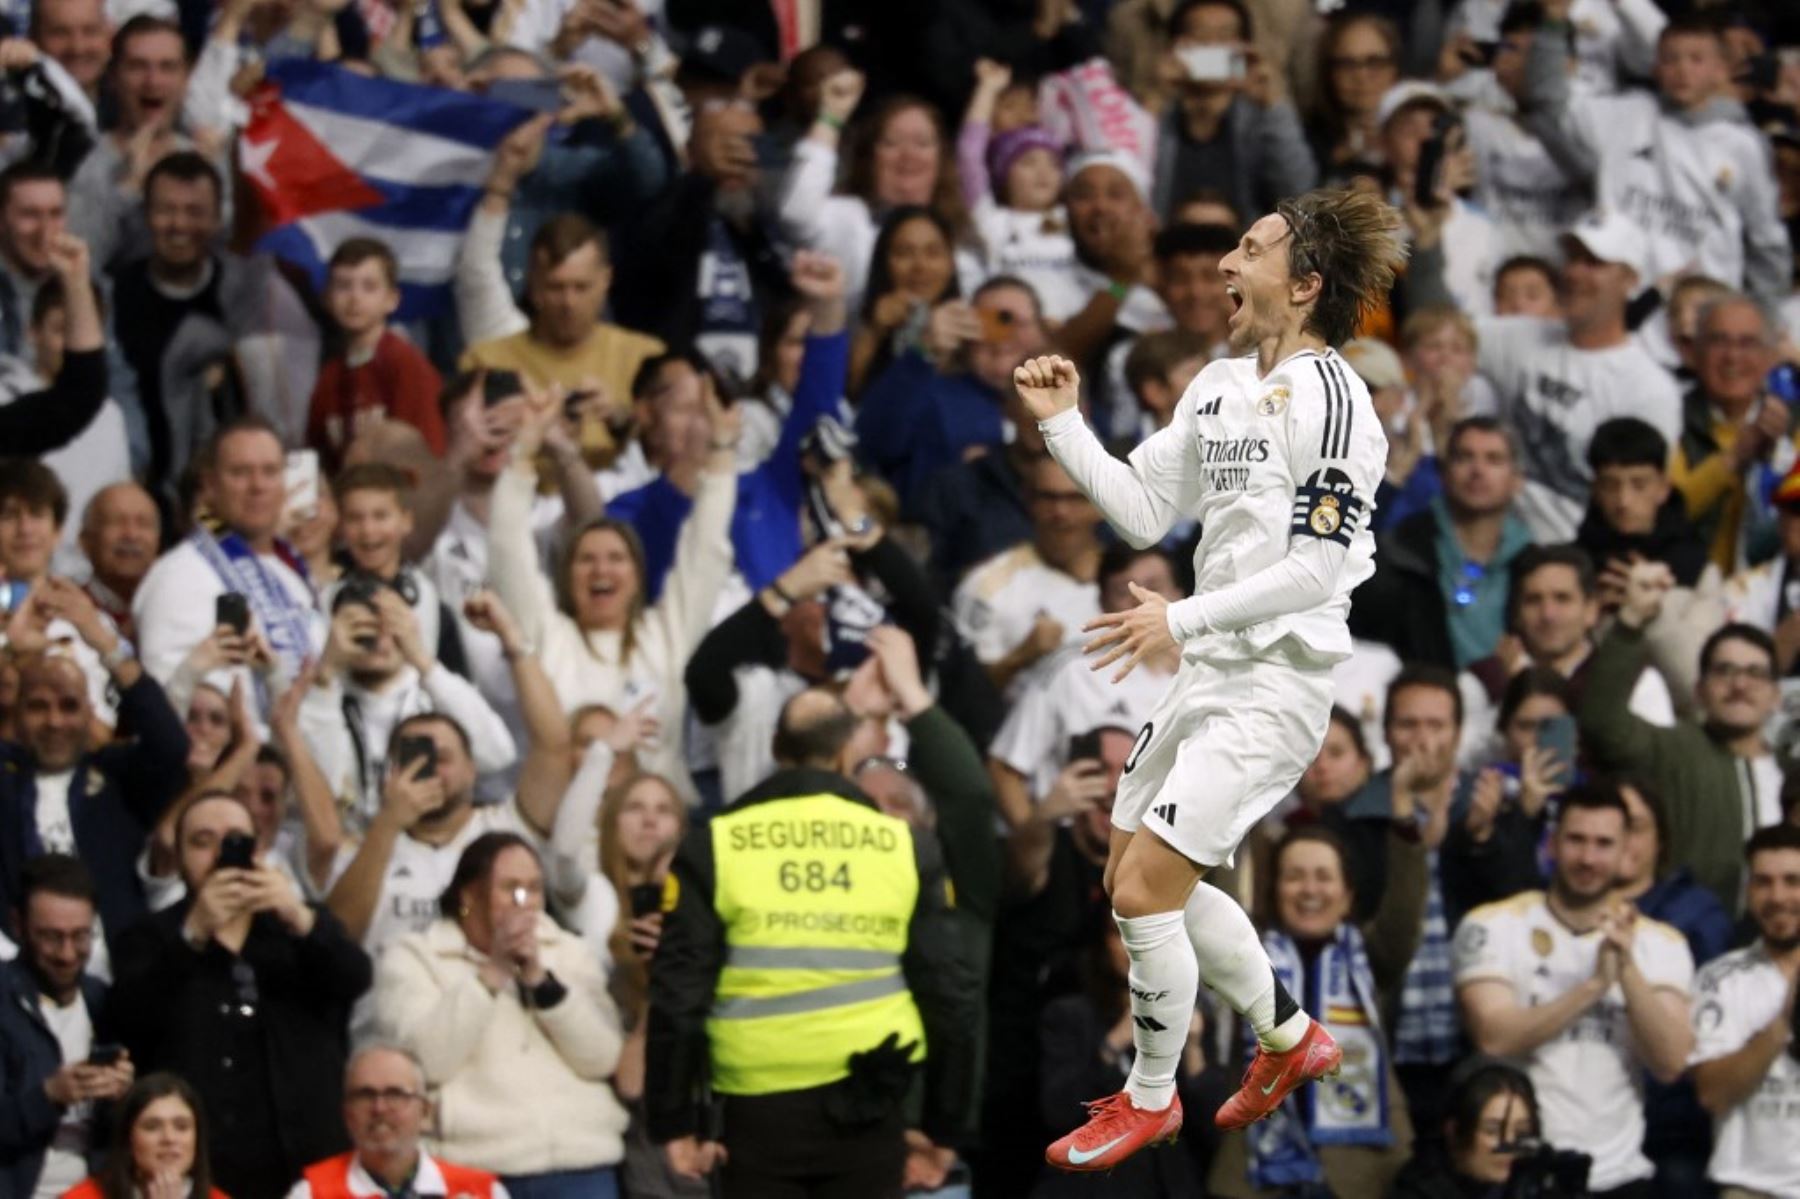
[1257,386,1290,417]
[1531,927,1553,958]
[1308,493,1342,536]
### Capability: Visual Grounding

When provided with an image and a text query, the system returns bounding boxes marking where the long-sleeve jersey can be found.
[1041,348,1386,666]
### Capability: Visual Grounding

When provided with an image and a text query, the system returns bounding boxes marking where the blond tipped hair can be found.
[1274,189,1408,347]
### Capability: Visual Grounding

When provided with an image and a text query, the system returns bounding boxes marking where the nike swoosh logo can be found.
[1066,1134,1132,1165]
[1260,1073,1287,1096]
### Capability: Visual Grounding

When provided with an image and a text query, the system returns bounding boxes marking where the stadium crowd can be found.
[3,0,1800,1195]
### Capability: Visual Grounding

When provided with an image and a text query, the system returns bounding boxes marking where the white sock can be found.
[1115,910,1197,1110]
[1182,881,1310,1052]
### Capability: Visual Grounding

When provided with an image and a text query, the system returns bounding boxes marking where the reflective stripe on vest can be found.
[706,792,926,1096]
[300,1152,498,1199]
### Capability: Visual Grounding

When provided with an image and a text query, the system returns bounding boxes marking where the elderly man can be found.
[1669,293,1795,572]
[285,1044,508,1199]
[76,483,160,640]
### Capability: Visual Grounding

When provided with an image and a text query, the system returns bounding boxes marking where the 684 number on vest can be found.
[778,860,853,892]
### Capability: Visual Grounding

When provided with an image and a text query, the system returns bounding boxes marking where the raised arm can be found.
[1020,356,1192,548]
[464,590,571,836]
[268,668,345,893]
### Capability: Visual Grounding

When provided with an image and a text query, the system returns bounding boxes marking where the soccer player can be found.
[1016,188,1406,1171]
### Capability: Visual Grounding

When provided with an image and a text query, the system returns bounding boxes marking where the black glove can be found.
[823,1031,917,1129]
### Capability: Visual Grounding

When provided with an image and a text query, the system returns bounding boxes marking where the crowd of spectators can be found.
[4,0,1800,1195]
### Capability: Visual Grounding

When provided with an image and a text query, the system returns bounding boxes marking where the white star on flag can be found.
[240,135,278,192]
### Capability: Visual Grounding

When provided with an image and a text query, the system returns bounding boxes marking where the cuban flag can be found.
[239,59,533,318]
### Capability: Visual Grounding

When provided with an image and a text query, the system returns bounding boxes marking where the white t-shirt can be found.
[1689,942,1800,1196]
[1453,890,1695,1190]
[33,770,75,855]
[1466,108,1589,262]
[1451,0,1663,96]
[972,202,1084,321]
[989,647,1171,799]
[952,544,1100,700]
[1475,318,1682,542]
[35,991,93,1199]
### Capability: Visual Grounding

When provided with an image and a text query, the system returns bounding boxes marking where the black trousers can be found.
[719,1086,907,1199]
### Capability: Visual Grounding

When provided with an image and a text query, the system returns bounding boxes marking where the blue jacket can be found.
[0,674,189,964]
[856,350,1006,509]
[608,330,850,599]
[0,960,111,1196]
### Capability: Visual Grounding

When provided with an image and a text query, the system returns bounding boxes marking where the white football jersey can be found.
[1689,942,1800,1197]
[1453,890,1695,1191]
[1125,349,1386,664]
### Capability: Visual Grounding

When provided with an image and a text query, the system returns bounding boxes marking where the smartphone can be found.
[488,78,565,114]
[216,830,257,871]
[1176,43,1245,83]
[283,449,319,523]
[0,580,27,614]
[482,369,524,408]
[394,734,438,780]
[977,306,1016,344]
[629,882,664,917]
[1458,40,1499,67]
[1413,112,1458,209]
[215,592,250,635]
[1067,730,1102,764]
[1536,714,1578,770]
[87,1043,123,1066]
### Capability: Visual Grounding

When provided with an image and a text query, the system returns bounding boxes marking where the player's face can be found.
[1217,213,1301,355]
[1696,636,1778,736]
[1550,806,1625,904]
[1514,565,1597,663]
[1274,838,1353,940]
[1745,848,1800,949]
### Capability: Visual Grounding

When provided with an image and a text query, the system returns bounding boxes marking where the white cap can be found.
[1374,80,1451,129]
[1066,149,1151,205]
[1561,208,1648,283]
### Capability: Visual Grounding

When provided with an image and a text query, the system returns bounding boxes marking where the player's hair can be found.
[1698,621,1777,679]
[1586,418,1669,473]
[1383,663,1463,730]
[1124,329,1212,397]
[1555,780,1628,826]
[332,461,415,508]
[1746,822,1800,860]
[1154,222,1239,263]
[1273,188,1407,347]
[328,237,400,288]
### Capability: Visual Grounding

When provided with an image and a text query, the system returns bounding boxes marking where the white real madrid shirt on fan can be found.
[1689,942,1800,1197]
[1452,891,1696,1192]
[1040,348,1384,668]
[952,544,1101,700]
[989,645,1171,801]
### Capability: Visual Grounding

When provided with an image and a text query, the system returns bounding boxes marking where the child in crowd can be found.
[957,59,1082,319]
[330,463,467,674]
[1121,328,1210,440]
[1491,254,1561,318]
[305,238,446,472]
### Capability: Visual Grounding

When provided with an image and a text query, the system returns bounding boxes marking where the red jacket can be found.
[298,1151,500,1199]
[60,1181,229,1199]
[305,329,446,471]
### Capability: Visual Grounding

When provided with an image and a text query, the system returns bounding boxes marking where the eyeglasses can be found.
[1705,662,1774,683]
[346,1087,423,1107]
[1452,560,1487,607]
[1328,54,1396,74]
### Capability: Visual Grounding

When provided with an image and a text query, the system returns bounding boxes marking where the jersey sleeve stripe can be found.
[1326,357,1354,459]
[1313,360,1337,458]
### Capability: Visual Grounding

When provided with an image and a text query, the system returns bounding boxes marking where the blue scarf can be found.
[189,527,314,695]
[1247,923,1394,1190]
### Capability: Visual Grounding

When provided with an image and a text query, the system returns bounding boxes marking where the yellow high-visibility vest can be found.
[705,792,927,1095]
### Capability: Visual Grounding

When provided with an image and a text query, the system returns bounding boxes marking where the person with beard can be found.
[1582,561,1788,913]
[0,578,188,973]
[1689,824,1800,1199]
[1454,782,1695,1199]
[286,1044,508,1199]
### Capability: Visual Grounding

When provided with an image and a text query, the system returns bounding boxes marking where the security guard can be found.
[647,688,981,1197]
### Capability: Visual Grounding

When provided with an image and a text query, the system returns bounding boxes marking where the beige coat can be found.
[376,915,628,1176]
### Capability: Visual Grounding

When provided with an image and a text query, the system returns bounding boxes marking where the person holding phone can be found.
[0,854,133,1199]
[107,793,371,1199]
[376,833,626,1197]
[1150,1,1316,225]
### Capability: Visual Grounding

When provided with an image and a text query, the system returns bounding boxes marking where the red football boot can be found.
[1045,1091,1183,1172]
[1214,1021,1342,1130]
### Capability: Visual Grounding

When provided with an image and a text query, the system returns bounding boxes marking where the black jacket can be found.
[1348,506,1457,669]
[0,961,114,1196]
[646,768,982,1147]
[1574,492,1710,587]
[0,673,189,965]
[106,903,370,1197]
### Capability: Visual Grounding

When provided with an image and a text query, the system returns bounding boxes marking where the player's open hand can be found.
[1082,582,1176,682]
[1013,355,1081,423]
